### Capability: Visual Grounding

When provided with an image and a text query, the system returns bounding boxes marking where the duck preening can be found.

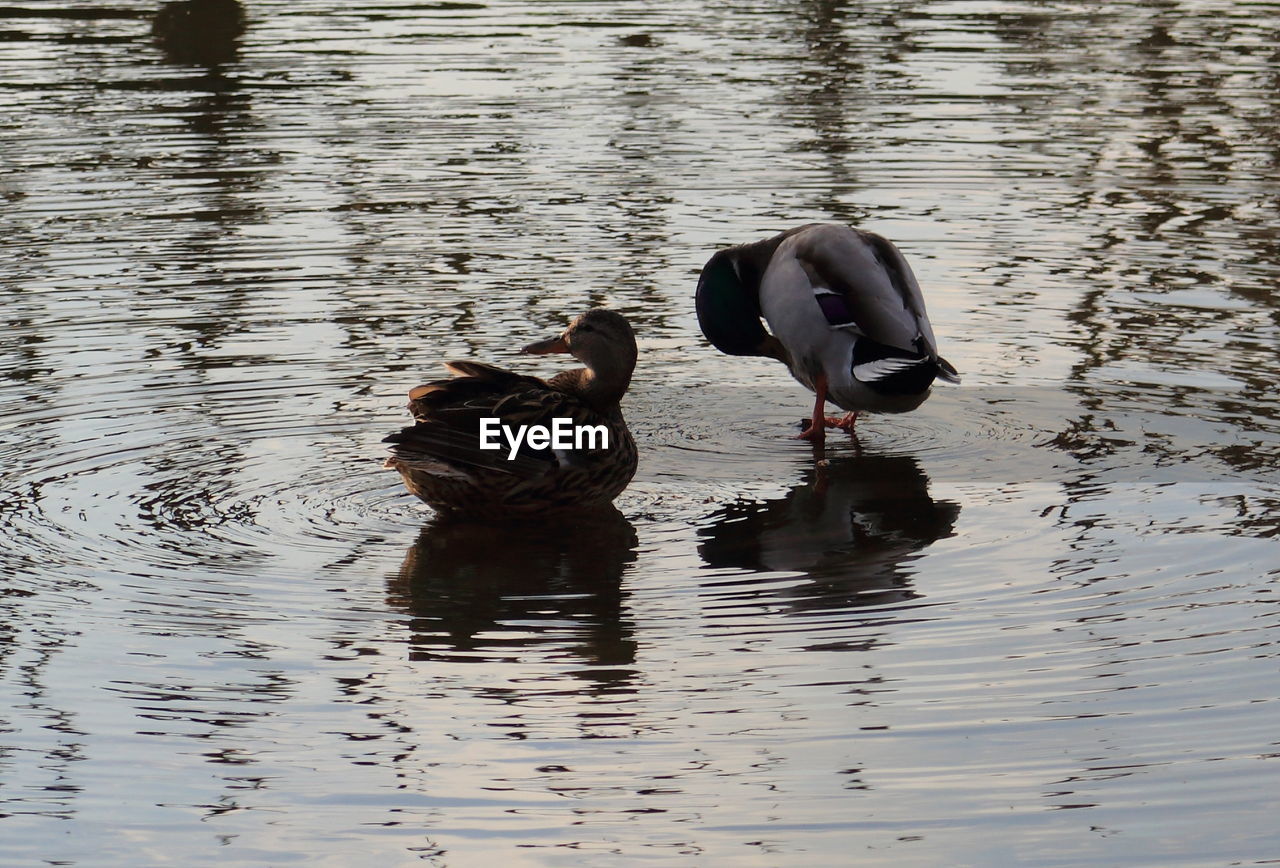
[383,309,638,520]
[696,223,959,447]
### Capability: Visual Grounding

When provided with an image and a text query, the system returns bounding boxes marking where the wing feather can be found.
[387,362,583,479]
[792,224,939,357]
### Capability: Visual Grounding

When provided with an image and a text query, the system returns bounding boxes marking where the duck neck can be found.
[729,231,791,290]
[577,357,633,411]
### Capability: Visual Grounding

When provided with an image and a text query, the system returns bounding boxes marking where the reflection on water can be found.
[152,0,246,68]
[2,0,1280,864]
[388,510,638,679]
[699,453,958,612]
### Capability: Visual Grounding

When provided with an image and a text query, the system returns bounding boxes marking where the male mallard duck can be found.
[696,223,959,447]
[383,309,638,519]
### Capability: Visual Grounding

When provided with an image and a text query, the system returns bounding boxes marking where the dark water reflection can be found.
[3,0,1280,864]
[152,0,245,68]
[388,511,638,678]
[699,454,958,610]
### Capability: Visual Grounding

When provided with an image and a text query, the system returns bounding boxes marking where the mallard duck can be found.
[696,223,959,447]
[383,309,638,519]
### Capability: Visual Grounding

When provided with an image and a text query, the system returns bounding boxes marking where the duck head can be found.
[522,309,638,406]
[695,249,789,363]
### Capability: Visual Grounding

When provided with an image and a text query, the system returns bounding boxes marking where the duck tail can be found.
[383,422,550,478]
[852,340,961,394]
[935,356,961,385]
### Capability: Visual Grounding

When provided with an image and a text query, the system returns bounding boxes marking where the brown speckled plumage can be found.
[384,310,638,519]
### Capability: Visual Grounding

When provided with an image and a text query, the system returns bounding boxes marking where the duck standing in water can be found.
[384,309,638,520]
[696,223,959,447]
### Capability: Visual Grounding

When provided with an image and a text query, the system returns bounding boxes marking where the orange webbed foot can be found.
[826,412,858,434]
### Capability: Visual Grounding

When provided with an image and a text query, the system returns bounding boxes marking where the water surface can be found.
[2,1,1279,864]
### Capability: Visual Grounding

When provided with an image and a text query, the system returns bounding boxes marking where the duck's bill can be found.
[521,336,570,355]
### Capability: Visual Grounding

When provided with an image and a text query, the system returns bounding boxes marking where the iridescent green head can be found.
[695,250,776,358]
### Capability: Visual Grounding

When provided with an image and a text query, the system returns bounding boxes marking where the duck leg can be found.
[796,373,829,446]
[828,411,858,435]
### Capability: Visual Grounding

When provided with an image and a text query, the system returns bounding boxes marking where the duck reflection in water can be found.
[386,508,639,686]
[152,0,246,67]
[698,453,959,611]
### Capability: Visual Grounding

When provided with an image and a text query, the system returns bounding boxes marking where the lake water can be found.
[2,1,1278,864]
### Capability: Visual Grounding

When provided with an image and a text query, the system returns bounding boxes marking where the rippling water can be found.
[2,0,1278,864]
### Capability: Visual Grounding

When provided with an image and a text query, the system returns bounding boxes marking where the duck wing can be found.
[786,225,935,354]
[384,362,582,478]
[788,225,960,385]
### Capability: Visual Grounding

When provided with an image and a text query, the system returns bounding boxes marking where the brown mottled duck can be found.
[383,309,638,519]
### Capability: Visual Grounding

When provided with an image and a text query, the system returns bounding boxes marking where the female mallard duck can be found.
[383,309,638,519]
[696,223,959,447]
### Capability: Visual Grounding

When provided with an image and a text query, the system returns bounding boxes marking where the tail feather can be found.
[852,339,961,395]
[936,356,961,385]
[852,356,929,384]
[383,422,551,478]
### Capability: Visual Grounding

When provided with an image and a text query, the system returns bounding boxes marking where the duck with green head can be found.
[696,223,959,448]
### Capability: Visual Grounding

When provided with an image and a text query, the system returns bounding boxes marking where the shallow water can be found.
[2,0,1279,864]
